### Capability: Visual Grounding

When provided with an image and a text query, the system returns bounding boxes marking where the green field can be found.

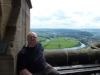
[38,37,80,49]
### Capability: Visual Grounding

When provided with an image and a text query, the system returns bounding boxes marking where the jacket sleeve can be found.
[16,52,27,74]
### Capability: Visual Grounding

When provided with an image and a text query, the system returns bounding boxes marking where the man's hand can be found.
[20,69,32,75]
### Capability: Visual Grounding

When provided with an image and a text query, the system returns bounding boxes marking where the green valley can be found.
[41,37,80,49]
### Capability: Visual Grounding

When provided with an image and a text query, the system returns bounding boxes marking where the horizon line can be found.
[30,28,100,29]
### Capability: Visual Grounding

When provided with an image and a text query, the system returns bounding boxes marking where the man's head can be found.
[27,32,38,47]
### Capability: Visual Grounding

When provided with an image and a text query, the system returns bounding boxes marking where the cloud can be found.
[32,16,51,21]
[30,0,100,29]
[93,16,100,22]
[51,10,66,20]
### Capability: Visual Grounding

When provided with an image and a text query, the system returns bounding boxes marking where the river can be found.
[63,42,86,50]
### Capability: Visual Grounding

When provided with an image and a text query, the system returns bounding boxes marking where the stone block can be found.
[0,0,12,4]
[0,55,14,75]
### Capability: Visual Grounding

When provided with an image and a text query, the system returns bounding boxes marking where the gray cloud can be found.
[52,10,66,20]
[31,9,100,29]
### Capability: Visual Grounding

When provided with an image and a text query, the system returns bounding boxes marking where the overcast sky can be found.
[30,0,100,29]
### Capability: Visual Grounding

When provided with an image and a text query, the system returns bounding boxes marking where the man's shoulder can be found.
[35,43,44,50]
[18,46,26,55]
[36,42,42,46]
[35,43,42,48]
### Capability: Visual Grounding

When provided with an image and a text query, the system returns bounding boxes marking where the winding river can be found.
[63,42,86,50]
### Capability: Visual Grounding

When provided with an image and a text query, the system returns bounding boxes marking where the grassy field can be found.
[39,37,80,49]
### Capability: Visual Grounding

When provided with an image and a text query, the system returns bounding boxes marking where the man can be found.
[16,32,60,75]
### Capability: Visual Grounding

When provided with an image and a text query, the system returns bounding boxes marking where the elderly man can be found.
[16,32,60,75]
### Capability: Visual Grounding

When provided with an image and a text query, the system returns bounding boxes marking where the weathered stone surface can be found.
[0,55,14,75]
[45,49,100,66]
[0,0,32,75]
[0,0,12,40]
[0,0,11,4]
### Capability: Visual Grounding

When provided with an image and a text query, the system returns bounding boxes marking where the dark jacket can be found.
[16,43,46,74]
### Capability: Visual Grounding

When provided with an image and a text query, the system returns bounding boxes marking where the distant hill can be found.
[80,28,100,32]
[80,29,100,35]
[31,28,93,37]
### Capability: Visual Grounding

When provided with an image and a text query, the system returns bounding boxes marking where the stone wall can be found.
[45,49,100,66]
[0,0,12,40]
[0,55,14,75]
[0,0,32,75]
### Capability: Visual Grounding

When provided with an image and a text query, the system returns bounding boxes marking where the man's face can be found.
[27,33,37,45]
